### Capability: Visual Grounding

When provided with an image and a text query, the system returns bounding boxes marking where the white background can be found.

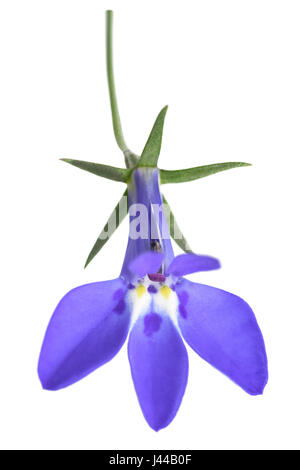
[1,0,299,450]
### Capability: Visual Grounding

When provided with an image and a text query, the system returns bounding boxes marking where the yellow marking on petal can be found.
[160,285,171,299]
[136,285,146,298]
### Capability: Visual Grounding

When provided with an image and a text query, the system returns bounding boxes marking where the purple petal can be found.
[167,253,221,277]
[128,251,164,277]
[177,279,268,395]
[38,278,130,390]
[128,313,188,431]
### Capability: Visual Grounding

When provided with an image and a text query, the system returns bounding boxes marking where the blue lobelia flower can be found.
[38,166,268,431]
[38,11,268,431]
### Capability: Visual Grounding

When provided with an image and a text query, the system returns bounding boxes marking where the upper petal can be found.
[128,312,188,431]
[176,279,268,395]
[38,278,131,390]
[167,253,220,277]
[128,251,164,277]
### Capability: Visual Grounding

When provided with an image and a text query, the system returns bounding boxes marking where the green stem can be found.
[106,10,138,168]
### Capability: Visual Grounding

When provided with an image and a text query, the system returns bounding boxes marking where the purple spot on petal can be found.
[179,304,187,319]
[144,313,162,337]
[170,284,176,291]
[148,285,158,294]
[148,273,166,282]
[113,299,126,315]
[128,283,135,290]
[113,288,124,301]
[178,290,189,306]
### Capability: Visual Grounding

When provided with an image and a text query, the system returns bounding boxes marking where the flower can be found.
[39,11,268,432]
[38,168,268,431]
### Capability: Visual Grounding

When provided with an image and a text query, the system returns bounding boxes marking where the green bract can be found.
[61,10,251,267]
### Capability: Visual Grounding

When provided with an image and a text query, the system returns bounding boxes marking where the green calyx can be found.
[138,106,168,168]
[160,162,251,184]
[61,10,252,267]
[60,159,131,183]
[85,189,128,268]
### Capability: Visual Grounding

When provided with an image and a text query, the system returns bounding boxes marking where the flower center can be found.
[127,274,179,330]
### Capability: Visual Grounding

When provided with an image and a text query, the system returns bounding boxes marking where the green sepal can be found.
[162,194,193,253]
[160,162,251,184]
[61,158,131,183]
[85,189,128,267]
[138,106,168,168]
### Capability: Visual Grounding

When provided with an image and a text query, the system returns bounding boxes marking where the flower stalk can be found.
[106,10,138,168]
